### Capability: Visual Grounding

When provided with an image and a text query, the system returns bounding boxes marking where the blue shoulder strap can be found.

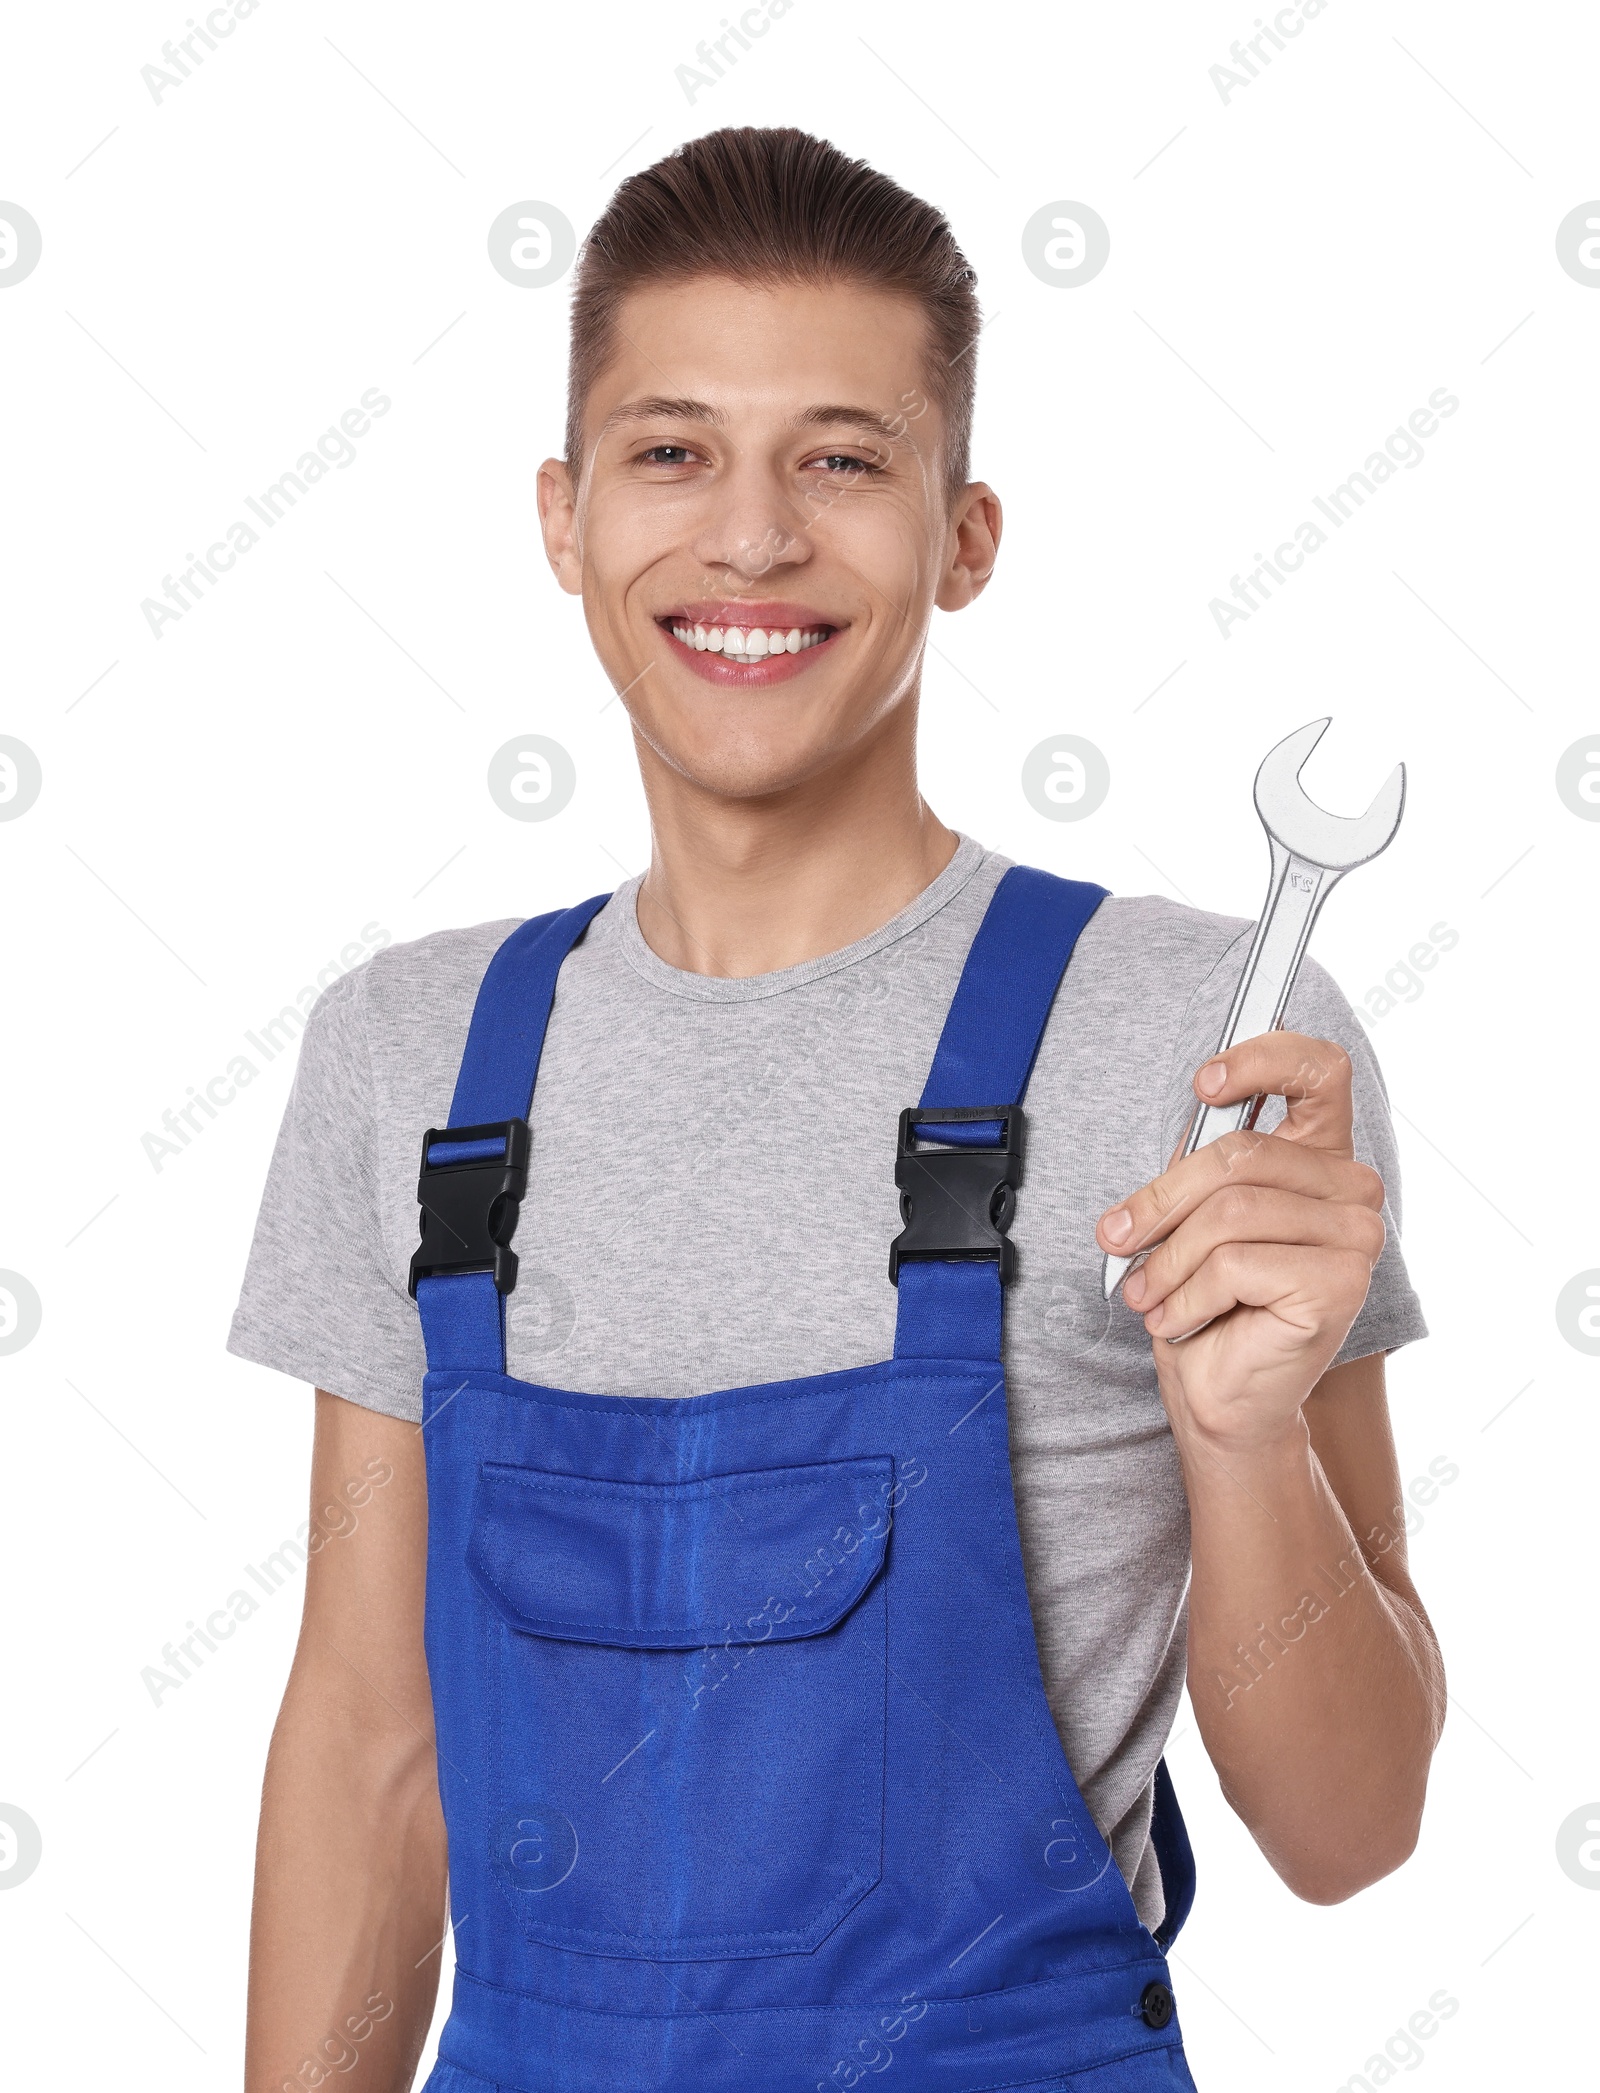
[446,893,613,1127]
[892,866,1107,1364]
[415,894,610,1375]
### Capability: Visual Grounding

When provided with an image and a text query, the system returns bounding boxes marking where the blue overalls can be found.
[411,867,1199,2093]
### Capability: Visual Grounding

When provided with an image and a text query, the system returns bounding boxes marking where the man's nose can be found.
[690,464,814,582]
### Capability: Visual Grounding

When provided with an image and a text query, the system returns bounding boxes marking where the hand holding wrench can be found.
[1103,716,1405,1299]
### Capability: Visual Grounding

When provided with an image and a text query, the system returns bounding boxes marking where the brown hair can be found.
[565,127,981,498]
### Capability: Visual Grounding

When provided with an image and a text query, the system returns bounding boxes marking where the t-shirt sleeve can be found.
[1159,943,1428,1367]
[226,961,427,1422]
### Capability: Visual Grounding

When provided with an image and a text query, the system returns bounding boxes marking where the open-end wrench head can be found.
[1253,717,1405,871]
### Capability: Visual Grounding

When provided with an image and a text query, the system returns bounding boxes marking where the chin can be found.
[635,713,854,803]
[660,745,836,803]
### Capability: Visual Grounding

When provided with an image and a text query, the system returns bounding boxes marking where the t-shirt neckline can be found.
[610,834,989,1003]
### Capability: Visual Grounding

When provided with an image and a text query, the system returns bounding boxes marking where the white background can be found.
[1,1,1596,2086]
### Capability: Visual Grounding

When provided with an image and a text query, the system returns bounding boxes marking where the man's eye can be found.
[640,445,695,465]
[813,454,882,476]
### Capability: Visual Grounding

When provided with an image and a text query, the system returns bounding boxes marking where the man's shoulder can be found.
[1072,889,1255,1000]
[975,856,1253,982]
[309,916,530,1055]
[366,915,527,988]
[1020,889,1258,1097]
[1043,884,1366,1091]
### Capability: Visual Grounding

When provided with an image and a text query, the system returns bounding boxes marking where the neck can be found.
[631,709,960,979]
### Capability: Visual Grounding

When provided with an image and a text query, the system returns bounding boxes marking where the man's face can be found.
[539,276,998,800]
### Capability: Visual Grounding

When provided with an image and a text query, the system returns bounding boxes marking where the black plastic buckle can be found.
[408,1118,531,1298]
[888,1105,1026,1285]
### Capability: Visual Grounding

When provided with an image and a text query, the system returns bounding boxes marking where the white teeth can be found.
[671,621,832,660]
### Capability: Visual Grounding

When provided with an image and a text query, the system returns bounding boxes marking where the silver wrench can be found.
[1103,716,1405,1299]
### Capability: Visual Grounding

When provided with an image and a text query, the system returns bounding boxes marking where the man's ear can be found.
[934,482,1003,611]
[537,456,583,596]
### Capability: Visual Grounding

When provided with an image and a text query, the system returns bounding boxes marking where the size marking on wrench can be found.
[1103,716,1405,1301]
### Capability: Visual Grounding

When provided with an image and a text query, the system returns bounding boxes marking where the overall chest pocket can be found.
[467,1453,893,1962]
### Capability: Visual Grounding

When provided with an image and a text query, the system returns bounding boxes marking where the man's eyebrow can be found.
[598,396,724,435]
[791,404,904,442]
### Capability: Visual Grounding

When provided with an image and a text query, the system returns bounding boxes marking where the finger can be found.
[1097,1129,1384,1258]
[1139,1242,1376,1345]
[1122,1184,1387,1313]
[1192,1031,1356,1155]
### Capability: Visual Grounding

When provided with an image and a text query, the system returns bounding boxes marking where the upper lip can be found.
[656,602,841,631]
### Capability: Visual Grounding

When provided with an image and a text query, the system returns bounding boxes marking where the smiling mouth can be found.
[659,617,837,665]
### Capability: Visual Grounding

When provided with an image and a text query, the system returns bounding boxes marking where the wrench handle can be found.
[1181,842,1340,1155]
[1103,845,1343,1296]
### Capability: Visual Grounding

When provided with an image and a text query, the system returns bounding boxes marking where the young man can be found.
[231,128,1443,2093]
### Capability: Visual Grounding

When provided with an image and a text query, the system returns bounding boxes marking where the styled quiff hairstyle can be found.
[565,127,981,499]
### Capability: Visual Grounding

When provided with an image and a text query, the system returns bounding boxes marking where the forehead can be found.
[585,276,936,432]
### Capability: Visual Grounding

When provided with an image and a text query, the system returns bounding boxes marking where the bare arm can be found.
[1180,1350,1445,1901]
[245,1391,447,2093]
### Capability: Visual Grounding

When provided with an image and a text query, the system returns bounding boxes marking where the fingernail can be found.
[1123,1267,1147,1305]
[1197,1058,1227,1097]
[1102,1208,1134,1245]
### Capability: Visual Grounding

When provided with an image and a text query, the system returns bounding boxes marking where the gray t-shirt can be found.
[227,836,1426,1930]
